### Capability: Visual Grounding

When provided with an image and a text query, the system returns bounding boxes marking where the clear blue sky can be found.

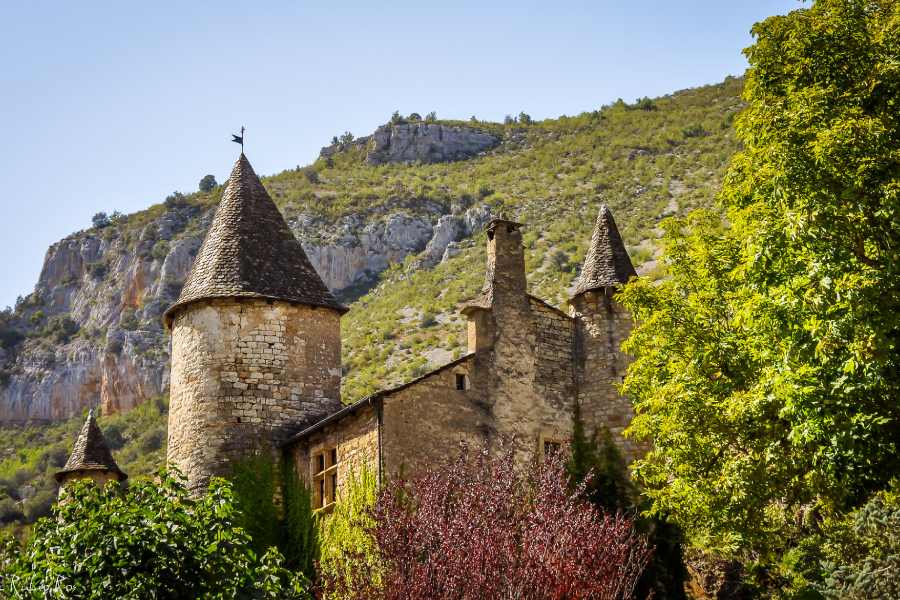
[0,0,799,309]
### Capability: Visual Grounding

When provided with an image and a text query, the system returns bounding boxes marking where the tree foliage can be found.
[0,472,310,599]
[327,447,651,600]
[619,0,900,577]
[820,484,900,599]
[199,175,218,193]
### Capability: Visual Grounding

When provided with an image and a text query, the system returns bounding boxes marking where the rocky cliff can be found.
[320,123,499,165]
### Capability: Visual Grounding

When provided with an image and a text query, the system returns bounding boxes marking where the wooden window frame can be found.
[312,446,339,511]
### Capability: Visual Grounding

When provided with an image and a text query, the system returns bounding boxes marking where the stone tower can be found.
[164,154,346,493]
[569,205,642,460]
[55,408,127,495]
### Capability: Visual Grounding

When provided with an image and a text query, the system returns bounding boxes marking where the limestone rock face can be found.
[365,124,499,165]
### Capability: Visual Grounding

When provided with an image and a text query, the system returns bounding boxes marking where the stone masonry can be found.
[168,299,341,491]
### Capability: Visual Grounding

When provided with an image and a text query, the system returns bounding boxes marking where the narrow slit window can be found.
[455,373,467,391]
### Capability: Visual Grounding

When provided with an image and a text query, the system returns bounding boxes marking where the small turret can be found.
[570,205,642,460]
[55,408,126,495]
[571,204,637,298]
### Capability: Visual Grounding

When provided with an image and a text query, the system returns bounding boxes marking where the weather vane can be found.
[231,126,245,152]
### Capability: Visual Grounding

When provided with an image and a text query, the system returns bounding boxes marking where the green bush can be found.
[0,473,310,599]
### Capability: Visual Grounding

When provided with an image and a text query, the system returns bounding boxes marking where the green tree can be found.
[0,472,310,599]
[198,174,217,192]
[618,0,900,578]
[91,212,110,229]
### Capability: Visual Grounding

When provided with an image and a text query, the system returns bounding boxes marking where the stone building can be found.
[55,408,126,495]
[163,153,641,506]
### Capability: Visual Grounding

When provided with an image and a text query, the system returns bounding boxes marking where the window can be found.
[313,447,338,509]
[543,440,562,457]
[455,373,467,391]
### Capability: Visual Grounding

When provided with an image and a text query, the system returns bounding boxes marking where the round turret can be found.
[164,154,345,493]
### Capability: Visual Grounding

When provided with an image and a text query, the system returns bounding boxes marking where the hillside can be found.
[0,76,744,527]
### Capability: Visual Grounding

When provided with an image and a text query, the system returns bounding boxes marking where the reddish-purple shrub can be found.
[325,446,651,600]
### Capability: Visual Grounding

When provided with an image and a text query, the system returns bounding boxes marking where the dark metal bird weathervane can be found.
[232,126,245,152]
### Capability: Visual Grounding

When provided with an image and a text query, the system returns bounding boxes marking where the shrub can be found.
[86,260,108,280]
[43,315,79,344]
[91,212,111,229]
[0,325,23,350]
[682,125,708,138]
[518,112,533,125]
[0,497,23,524]
[820,488,900,599]
[325,446,651,599]
[198,175,217,192]
[0,473,310,599]
[550,249,570,272]
[164,191,187,209]
[407,113,422,122]
[119,309,140,331]
[301,167,320,184]
[425,111,437,122]
[339,131,354,145]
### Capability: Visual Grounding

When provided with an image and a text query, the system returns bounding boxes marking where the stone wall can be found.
[529,297,577,443]
[380,356,485,478]
[570,289,644,461]
[167,298,342,492]
[289,403,380,498]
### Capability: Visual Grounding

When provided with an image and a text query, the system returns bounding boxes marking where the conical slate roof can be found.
[54,408,126,482]
[571,205,637,296]
[164,154,345,326]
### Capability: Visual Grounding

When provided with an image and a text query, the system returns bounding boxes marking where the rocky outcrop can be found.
[0,194,493,421]
[365,124,499,165]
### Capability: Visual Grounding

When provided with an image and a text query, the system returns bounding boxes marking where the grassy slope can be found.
[0,77,744,530]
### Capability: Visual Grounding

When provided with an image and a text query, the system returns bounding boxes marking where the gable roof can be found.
[54,408,126,482]
[164,154,345,327]
[571,204,637,296]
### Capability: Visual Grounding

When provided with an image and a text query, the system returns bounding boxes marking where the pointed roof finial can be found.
[54,407,127,483]
[164,153,346,327]
[571,204,637,296]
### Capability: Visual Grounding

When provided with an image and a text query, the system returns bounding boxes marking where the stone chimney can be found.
[462,218,529,353]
